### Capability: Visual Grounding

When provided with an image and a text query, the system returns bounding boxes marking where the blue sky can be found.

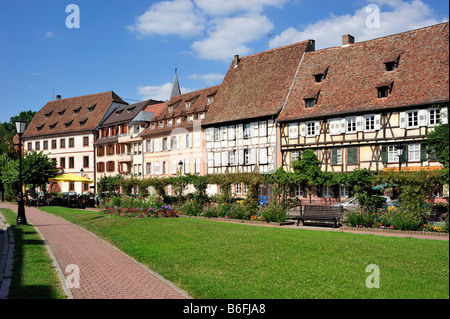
[0,0,448,124]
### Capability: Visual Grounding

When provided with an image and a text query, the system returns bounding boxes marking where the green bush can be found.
[261,203,287,223]
[345,207,374,227]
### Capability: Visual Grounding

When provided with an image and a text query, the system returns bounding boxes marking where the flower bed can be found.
[100,195,180,218]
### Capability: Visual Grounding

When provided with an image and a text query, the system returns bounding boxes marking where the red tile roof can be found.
[141,85,220,137]
[202,40,314,125]
[23,91,128,138]
[278,22,449,122]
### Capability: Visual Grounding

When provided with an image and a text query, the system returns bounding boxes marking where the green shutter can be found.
[381,145,387,164]
[420,143,427,162]
[332,148,337,165]
[347,147,358,165]
[400,144,407,163]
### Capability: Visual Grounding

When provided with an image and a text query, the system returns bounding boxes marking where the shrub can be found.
[261,203,288,223]
[345,207,374,228]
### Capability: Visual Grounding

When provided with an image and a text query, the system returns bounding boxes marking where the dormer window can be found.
[168,119,173,127]
[159,121,164,128]
[127,106,135,113]
[58,109,66,116]
[45,111,53,118]
[88,104,96,112]
[150,122,155,130]
[377,82,393,98]
[49,122,58,130]
[200,113,205,120]
[73,106,82,114]
[79,118,88,126]
[65,120,73,128]
[188,115,193,122]
[36,124,45,131]
[115,109,123,116]
[168,106,173,113]
[186,102,191,109]
[385,56,400,71]
[176,118,181,125]
[314,68,328,83]
[207,97,214,105]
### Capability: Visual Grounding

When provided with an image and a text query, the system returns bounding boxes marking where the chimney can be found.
[233,55,239,68]
[342,34,355,46]
[56,95,62,100]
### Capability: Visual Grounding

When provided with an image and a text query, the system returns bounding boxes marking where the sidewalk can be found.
[0,203,190,299]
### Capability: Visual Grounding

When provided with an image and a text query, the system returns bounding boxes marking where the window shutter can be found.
[222,151,228,166]
[340,118,346,133]
[374,114,381,130]
[420,143,427,162]
[381,145,387,164]
[228,126,235,140]
[399,112,406,128]
[300,123,306,137]
[315,121,320,136]
[347,147,358,164]
[220,127,224,141]
[250,149,256,164]
[238,150,244,165]
[419,109,427,127]
[441,107,448,124]
[356,116,363,132]
[259,148,268,164]
[289,123,299,138]
[238,124,244,139]
[332,149,337,165]
[400,144,407,163]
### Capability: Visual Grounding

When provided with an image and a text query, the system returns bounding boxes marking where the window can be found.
[244,149,251,165]
[291,151,300,163]
[428,108,441,126]
[314,68,328,83]
[97,146,105,157]
[407,110,419,128]
[388,145,400,162]
[200,113,205,120]
[176,118,181,125]
[306,121,316,136]
[332,148,342,165]
[171,136,179,150]
[340,185,349,198]
[69,182,75,192]
[195,158,201,173]
[328,118,342,135]
[83,136,89,146]
[377,83,393,98]
[107,161,115,172]
[79,119,87,127]
[60,139,66,148]
[60,158,66,169]
[323,186,332,198]
[108,145,114,156]
[347,147,358,165]
[69,157,74,169]
[188,115,193,122]
[35,141,40,151]
[305,98,316,108]
[229,151,236,166]
[83,156,89,168]
[258,121,267,137]
[65,120,73,128]
[385,56,399,71]
[186,102,191,109]
[184,159,189,174]
[163,161,168,175]
[364,115,375,131]
[243,124,251,139]
[171,160,177,175]
[214,152,221,167]
[346,117,357,133]
[43,141,48,150]
[288,123,298,138]
[69,138,74,148]
[49,122,58,130]
[163,138,169,151]
[295,185,302,198]
[168,106,173,113]
[168,119,172,127]
[185,134,192,148]
[88,104,96,112]
[207,97,213,105]
[51,140,57,149]
[259,148,268,164]
[235,183,242,194]
[97,162,105,173]
[408,144,421,162]
[228,125,236,140]
[214,128,221,141]
[73,106,82,114]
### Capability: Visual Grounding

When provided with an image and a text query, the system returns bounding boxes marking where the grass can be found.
[39,206,449,299]
[1,209,67,299]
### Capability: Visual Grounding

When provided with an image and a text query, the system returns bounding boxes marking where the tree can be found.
[0,110,36,158]
[292,149,323,203]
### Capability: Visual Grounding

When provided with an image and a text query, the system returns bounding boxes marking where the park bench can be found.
[287,205,343,228]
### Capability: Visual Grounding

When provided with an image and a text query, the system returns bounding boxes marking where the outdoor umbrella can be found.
[372,183,397,191]
[48,174,93,206]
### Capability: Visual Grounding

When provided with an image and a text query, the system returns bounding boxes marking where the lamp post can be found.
[177,160,183,204]
[396,144,404,199]
[178,160,183,175]
[15,118,27,225]
[80,168,84,177]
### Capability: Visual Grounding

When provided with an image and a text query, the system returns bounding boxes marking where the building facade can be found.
[22,91,128,193]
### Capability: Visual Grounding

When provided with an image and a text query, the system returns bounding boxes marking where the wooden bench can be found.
[288,205,343,228]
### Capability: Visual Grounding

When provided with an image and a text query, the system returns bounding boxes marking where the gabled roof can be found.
[141,85,219,137]
[202,40,314,126]
[23,91,128,138]
[278,22,449,122]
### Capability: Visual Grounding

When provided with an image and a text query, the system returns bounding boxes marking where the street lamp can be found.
[178,160,183,175]
[15,118,27,225]
[80,168,84,177]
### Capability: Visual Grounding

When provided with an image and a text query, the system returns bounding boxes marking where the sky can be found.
[0,0,448,124]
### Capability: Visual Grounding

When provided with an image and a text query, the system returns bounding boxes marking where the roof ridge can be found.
[238,39,311,60]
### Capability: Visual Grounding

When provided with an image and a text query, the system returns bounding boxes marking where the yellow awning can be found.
[49,174,93,184]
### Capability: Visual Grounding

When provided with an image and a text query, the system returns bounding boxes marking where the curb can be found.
[340,225,449,238]
[0,213,14,299]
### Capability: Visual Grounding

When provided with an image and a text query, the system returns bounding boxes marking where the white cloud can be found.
[269,0,443,50]
[137,82,193,101]
[192,13,274,61]
[45,31,53,38]
[127,0,205,37]
[188,73,224,84]
[193,0,288,16]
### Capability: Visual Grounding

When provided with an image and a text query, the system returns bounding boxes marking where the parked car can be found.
[331,196,392,211]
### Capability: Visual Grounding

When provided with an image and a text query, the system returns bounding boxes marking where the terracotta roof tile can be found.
[279,22,449,122]
[23,91,128,138]
[202,40,314,125]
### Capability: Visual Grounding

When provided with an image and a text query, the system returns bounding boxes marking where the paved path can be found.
[0,203,190,299]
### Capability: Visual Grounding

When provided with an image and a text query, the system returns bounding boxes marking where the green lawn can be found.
[40,206,449,299]
[1,209,66,299]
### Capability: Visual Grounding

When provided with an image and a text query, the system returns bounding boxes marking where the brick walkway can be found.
[0,203,190,299]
